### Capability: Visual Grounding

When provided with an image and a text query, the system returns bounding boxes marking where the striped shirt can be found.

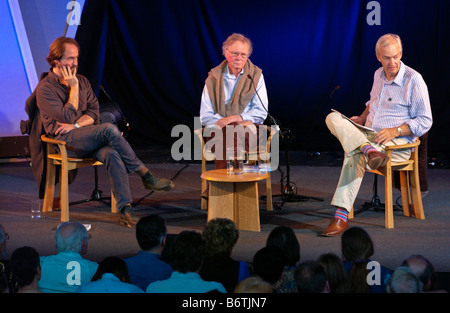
[365,62,432,142]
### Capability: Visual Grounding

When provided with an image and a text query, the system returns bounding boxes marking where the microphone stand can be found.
[247,75,323,209]
[268,120,324,209]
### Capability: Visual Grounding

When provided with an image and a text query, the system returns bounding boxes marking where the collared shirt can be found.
[146,271,227,293]
[36,70,99,136]
[200,65,268,127]
[76,273,144,293]
[365,62,432,142]
[38,251,98,293]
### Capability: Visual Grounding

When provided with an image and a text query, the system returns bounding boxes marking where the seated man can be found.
[36,37,174,228]
[199,33,269,198]
[38,222,98,293]
[322,33,432,236]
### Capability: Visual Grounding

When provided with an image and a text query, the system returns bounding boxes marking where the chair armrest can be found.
[40,134,66,146]
[384,139,420,151]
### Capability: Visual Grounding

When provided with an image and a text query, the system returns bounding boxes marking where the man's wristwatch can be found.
[74,122,80,129]
[397,126,402,136]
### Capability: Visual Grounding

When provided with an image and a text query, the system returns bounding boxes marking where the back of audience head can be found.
[91,256,131,283]
[341,227,374,293]
[401,254,438,291]
[386,266,422,293]
[135,214,167,252]
[169,231,205,273]
[0,224,7,259]
[252,246,286,285]
[294,260,330,293]
[55,222,89,255]
[317,253,350,293]
[202,218,239,258]
[266,226,300,267]
[10,246,41,293]
[1,224,10,293]
[234,276,273,293]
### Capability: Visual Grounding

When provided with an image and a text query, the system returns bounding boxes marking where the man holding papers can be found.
[322,34,432,236]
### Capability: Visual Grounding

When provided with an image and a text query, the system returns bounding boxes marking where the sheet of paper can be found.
[331,109,376,132]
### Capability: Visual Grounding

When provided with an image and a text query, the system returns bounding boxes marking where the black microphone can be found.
[99,85,130,135]
[329,85,340,110]
[247,74,280,133]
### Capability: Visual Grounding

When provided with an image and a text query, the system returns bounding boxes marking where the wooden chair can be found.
[349,139,424,228]
[194,125,277,212]
[41,134,117,222]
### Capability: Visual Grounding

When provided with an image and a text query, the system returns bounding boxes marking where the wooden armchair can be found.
[349,139,424,228]
[194,125,277,212]
[41,135,117,222]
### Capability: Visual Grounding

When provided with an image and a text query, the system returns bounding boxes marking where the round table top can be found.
[201,169,269,183]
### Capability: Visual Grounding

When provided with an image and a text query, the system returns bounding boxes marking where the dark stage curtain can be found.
[75,0,450,153]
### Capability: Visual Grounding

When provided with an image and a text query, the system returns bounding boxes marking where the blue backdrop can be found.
[75,0,450,153]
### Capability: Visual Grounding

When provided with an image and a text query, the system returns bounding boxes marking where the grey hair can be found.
[55,222,88,253]
[375,33,402,56]
[222,33,253,57]
[387,266,423,293]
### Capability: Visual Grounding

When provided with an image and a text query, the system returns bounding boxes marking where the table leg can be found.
[235,181,261,232]
[208,181,235,221]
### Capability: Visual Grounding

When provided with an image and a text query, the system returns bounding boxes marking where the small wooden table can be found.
[201,169,269,232]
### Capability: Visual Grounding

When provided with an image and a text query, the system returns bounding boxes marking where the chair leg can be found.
[265,174,273,212]
[201,179,208,211]
[384,172,394,229]
[399,171,411,217]
[410,167,425,220]
[110,190,118,213]
[43,160,56,213]
[60,166,70,222]
[348,206,354,219]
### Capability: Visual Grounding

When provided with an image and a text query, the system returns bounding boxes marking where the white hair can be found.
[376,33,402,56]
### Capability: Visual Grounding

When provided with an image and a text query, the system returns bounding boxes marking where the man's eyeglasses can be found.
[226,48,248,59]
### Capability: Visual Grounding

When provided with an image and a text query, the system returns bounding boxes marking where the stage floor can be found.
[1,151,450,279]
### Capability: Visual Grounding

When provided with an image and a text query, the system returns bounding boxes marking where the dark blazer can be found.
[21,83,46,199]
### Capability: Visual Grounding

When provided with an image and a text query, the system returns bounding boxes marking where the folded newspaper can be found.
[331,109,375,132]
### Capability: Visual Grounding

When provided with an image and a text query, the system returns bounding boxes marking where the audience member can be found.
[0,270,8,293]
[146,231,226,293]
[160,233,178,264]
[386,266,422,293]
[294,260,330,293]
[0,224,12,293]
[199,218,250,292]
[234,276,273,293]
[341,227,391,293]
[124,215,173,290]
[9,246,42,293]
[252,246,285,290]
[77,256,143,293]
[317,252,350,293]
[38,222,98,293]
[401,254,447,293]
[266,226,300,293]
[0,224,7,260]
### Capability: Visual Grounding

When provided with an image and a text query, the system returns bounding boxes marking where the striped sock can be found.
[360,143,377,157]
[334,208,348,222]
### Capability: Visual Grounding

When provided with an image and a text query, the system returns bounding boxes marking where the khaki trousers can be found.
[325,112,411,212]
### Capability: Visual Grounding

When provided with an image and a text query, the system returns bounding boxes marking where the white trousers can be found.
[325,112,411,212]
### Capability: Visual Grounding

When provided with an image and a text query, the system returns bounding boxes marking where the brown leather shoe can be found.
[142,172,175,192]
[367,150,389,170]
[321,218,348,237]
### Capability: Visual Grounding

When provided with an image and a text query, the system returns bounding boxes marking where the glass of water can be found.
[31,199,42,219]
